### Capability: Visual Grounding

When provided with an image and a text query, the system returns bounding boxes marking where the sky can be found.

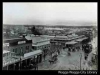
[3,2,97,26]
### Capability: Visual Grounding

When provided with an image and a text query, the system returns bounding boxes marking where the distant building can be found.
[50,34,88,53]
[44,27,64,36]
[44,27,64,31]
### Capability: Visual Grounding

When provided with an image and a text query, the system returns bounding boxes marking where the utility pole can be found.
[80,53,82,70]
[14,64,15,70]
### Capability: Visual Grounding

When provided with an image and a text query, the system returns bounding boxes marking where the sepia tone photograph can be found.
[3,2,97,71]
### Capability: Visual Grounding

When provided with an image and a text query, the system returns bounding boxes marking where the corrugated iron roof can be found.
[65,41,77,44]
[3,38,27,43]
[3,50,10,54]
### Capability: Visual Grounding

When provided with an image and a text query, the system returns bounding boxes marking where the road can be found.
[36,48,94,70]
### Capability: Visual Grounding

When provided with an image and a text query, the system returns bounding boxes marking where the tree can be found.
[4,28,11,38]
[31,26,42,36]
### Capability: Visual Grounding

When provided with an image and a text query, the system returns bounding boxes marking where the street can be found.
[34,48,94,70]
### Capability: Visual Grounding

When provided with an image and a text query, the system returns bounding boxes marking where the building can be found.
[3,38,32,56]
[88,36,98,65]
[44,27,64,31]
[25,34,51,60]
[44,27,64,36]
[31,36,51,60]
[3,50,20,70]
[50,34,88,53]
[3,37,43,70]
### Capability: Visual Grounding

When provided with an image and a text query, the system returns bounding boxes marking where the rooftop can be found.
[32,41,50,46]
[51,35,85,41]
[44,28,64,30]
[3,56,20,67]
[65,41,78,44]
[3,38,27,43]
[3,50,10,54]
[24,50,42,58]
[20,34,86,44]
[75,37,88,42]
[30,36,50,43]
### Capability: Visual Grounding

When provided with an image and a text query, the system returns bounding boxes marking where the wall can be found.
[8,43,32,56]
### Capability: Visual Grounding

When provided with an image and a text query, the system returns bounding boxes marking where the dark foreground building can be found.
[3,38,42,70]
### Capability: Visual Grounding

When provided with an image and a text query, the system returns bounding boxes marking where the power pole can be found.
[80,53,82,70]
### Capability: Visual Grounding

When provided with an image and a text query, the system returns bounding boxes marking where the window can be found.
[32,46,34,49]
[20,47,23,54]
[44,46,46,48]
[43,45,46,48]
[32,46,37,50]
[6,53,8,56]
[8,53,10,57]
[15,48,17,53]
[27,46,29,49]
[13,49,15,52]
[26,46,29,50]
[21,47,23,50]
[39,46,41,49]
[10,53,12,57]
[45,46,46,49]
[26,46,27,49]
[36,46,38,49]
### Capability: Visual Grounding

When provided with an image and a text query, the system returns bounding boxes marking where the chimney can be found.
[23,35,25,38]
